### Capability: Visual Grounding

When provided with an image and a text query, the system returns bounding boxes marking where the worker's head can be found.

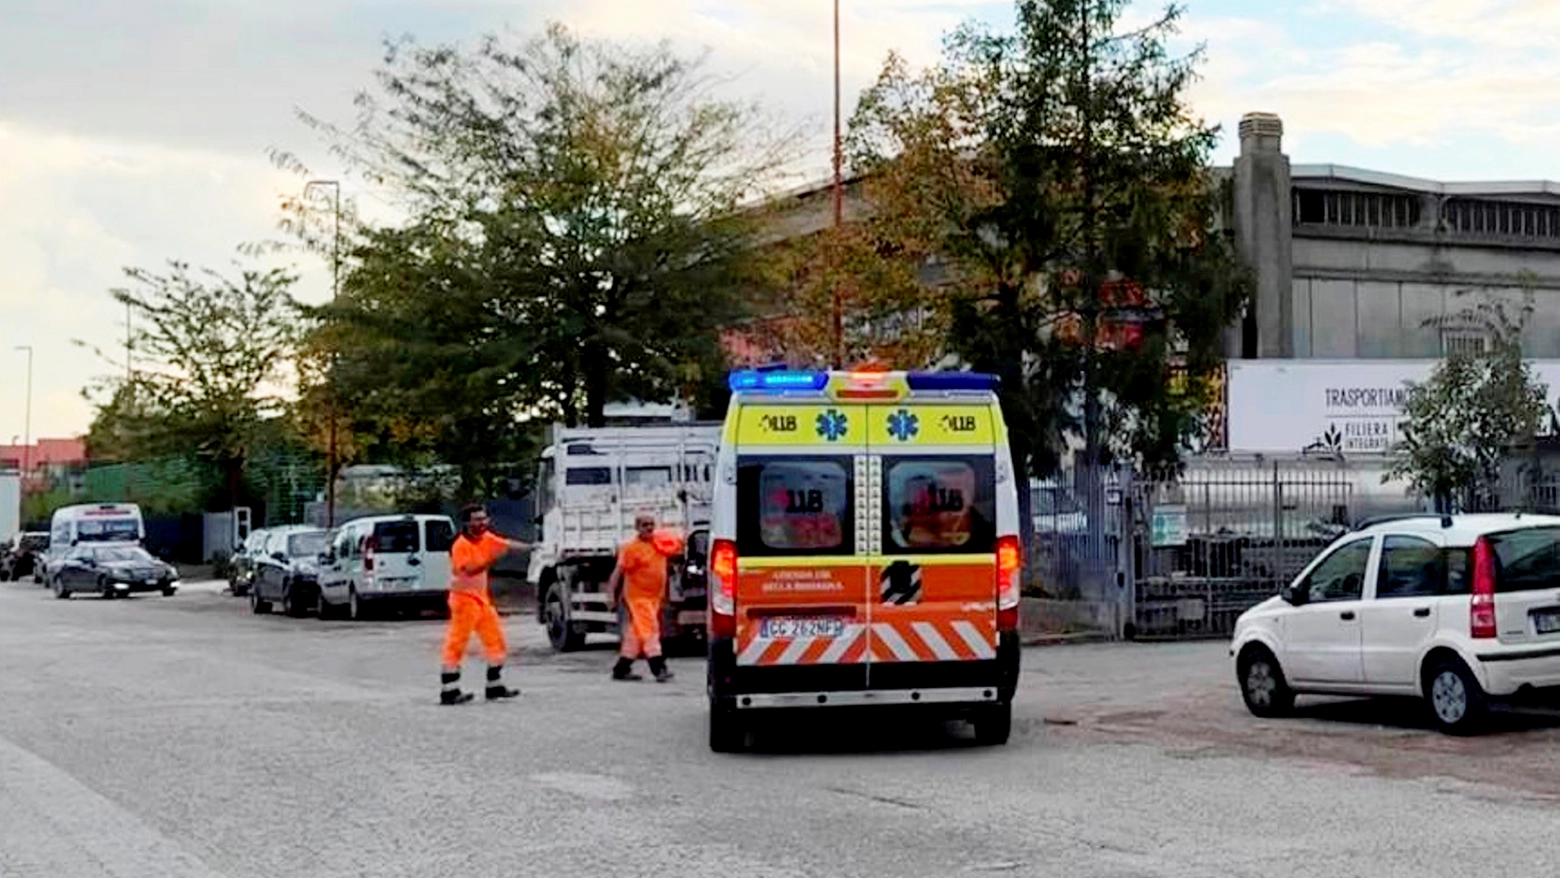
[634,512,656,542]
[460,503,490,537]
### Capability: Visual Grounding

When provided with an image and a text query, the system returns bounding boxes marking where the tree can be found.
[291,24,795,430]
[81,261,301,507]
[1389,292,1549,512]
[296,220,538,498]
[847,1,1250,480]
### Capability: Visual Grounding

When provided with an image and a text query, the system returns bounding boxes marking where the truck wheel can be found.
[709,706,745,753]
[973,702,1012,746]
[545,582,585,652]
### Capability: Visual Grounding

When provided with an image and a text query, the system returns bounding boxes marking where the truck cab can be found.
[528,421,721,651]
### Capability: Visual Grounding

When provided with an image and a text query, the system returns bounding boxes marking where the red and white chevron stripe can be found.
[735,616,995,666]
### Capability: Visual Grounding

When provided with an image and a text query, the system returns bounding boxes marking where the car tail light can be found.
[1471,536,1497,639]
[996,534,1022,632]
[710,538,737,638]
[363,536,377,573]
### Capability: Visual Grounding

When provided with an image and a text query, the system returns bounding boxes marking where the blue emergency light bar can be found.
[726,369,998,393]
[905,371,999,392]
[727,370,829,392]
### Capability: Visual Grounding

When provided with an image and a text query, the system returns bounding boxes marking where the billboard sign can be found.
[1228,359,1560,454]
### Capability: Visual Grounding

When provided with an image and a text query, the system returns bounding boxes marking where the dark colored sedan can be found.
[50,545,180,599]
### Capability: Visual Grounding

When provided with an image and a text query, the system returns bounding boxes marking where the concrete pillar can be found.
[1233,112,1294,358]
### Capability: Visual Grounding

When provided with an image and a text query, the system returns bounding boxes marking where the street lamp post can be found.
[14,346,32,482]
[304,180,342,528]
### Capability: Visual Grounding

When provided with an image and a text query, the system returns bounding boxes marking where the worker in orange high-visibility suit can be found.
[605,513,678,683]
[440,503,531,705]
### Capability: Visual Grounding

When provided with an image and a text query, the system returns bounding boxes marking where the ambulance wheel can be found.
[709,706,745,753]
[545,582,585,652]
[973,702,1012,746]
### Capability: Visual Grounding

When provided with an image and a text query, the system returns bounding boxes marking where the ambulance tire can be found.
[973,702,1012,746]
[708,706,745,753]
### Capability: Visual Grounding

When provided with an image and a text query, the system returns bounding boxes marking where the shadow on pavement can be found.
[738,710,1006,756]
[1293,695,1560,735]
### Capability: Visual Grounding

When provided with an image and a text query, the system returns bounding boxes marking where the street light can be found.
[14,346,31,481]
[304,180,342,528]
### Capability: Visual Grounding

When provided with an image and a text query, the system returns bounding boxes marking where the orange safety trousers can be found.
[619,592,664,660]
[442,591,508,668]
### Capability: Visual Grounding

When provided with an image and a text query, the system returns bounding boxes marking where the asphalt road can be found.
[5,579,1560,878]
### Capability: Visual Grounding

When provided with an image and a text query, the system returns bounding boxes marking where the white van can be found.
[315,514,457,620]
[44,503,146,580]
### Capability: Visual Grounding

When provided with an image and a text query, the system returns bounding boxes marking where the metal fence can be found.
[1031,456,1432,641]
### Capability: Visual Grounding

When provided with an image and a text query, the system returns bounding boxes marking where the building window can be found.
[1293,189,1421,229]
[1442,198,1560,240]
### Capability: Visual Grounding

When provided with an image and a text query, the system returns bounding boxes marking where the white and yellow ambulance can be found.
[705,368,1023,751]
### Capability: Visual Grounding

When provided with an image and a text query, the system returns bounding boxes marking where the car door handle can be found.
[1413,607,1431,617]
[1339,611,1356,621]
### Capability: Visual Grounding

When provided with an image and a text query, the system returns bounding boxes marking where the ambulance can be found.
[705,368,1023,751]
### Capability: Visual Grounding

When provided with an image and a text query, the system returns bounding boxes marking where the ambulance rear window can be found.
[884,456,996,554]
[736,457,854,556]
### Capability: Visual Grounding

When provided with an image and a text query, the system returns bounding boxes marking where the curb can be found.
[1020,631,1115,647]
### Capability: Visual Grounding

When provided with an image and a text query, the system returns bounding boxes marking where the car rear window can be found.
[884,456,996,554]
[1487,527,1560,593]
[289,532,329,558]
[424,520,455,552]
[737,456,853,556]
[372,521,420,553]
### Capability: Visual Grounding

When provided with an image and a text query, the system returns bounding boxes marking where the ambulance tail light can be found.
[996,535,1022,632]
[710,538,738,638]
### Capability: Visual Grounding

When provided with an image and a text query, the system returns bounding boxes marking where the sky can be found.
[2,0,1558,442]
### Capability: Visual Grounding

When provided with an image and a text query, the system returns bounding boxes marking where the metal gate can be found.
[1125,462,1354,640]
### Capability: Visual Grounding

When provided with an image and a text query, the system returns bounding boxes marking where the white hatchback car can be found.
[1232,513,1560,734]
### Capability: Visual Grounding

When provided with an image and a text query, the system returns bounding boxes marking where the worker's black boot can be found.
[485,665,520,700]
[649,656,674,683]
[611,657,643,681]
[439,669,473,705]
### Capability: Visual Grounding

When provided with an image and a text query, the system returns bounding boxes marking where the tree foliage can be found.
[295,23,795,433]
[82,261,300,504]
[1389,292,1549,511]
[843,0,1250,477]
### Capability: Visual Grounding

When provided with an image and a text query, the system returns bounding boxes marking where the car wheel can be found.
[972,702,1013,746]
[545,582,585,652]
[316,591,334,620]
[709,705,745,753]
[99,576,116,600]
[1427,659,1487,735]
[281,581,300,617]
[250,586,271,615]
[53,576,69,599]
[348,588,365,621]
[1238,645,1295,718]
[162,584,177,597]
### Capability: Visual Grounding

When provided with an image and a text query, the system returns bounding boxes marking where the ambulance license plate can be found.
[759,617,846,639]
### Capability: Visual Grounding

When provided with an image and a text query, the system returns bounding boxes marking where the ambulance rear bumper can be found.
[732,687,1001,710]
[708,632,1020,709]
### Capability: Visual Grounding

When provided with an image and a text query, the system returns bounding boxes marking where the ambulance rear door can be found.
[730,401,871,692]
[865,399,1001,691]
